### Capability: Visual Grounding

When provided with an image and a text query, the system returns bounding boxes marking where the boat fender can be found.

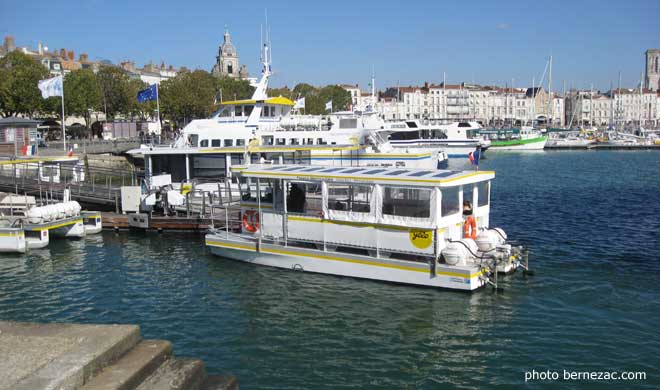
[242,210,260,233]
[463,216,477,239]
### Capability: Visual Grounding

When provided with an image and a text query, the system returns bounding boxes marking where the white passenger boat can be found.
[130,41,444,188]
[380,120,489,158]
[205,164,528,291]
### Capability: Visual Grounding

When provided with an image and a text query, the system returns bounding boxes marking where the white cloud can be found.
[496,23,511,30]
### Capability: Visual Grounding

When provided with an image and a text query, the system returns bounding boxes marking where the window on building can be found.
[382,187,431,218]
[227,64,233,74]
[211,139,221,147]
[328,184,372,213]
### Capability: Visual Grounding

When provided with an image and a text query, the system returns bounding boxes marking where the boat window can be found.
[240,178,274,204]
[244,105,254,116]
[441,187,460,217]
[317,138,327,145]
[236,139,245,146]
[211,139,221,147]
[463,185,474,212]
[262,136,274,145]
[290,139,300,145]
[235,106,243,116]
[276,138,286,145]
[306,138,314,145]
[189,134,198,147]
[262,106,270,117]
[328,184,372,213]
[219,108,231,117]
[477,181,489,207]
[200,139,209,147]
[458,122,471,127]
[382,187,431,218]
[224,139,233,147]
[286,182,322,215]
[339,118,358,129]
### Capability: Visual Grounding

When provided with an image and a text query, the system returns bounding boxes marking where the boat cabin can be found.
[234,164,493,257]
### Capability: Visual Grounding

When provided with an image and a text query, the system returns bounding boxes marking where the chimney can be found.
[79,53,88,62]
[68,50,74,61]
[60,48,66,57]
[4,36,15,51]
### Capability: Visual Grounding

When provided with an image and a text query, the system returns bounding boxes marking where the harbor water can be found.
[1,151,659,388]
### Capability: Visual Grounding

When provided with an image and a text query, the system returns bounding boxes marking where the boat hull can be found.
[389,140,484,158]
[0,229,26,253]
[489,136,547,150]
[205,233,486,291]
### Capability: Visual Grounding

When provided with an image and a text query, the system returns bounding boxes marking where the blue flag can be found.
[137,84,158,102]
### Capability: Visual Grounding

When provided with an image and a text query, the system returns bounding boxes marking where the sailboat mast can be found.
[548,55,552,126]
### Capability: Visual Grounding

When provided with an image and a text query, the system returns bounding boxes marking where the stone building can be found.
[645,49,660,92]
[211,30,249,79]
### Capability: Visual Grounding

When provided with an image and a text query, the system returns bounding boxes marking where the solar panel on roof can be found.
[265,166,287,170]
[300,167,324,172]
[432,171,454,178]
[341,168,364,174]
[320,167,345,173]
[362,169,387,175]
[409,170,434,177]
[282,166,303,171]
[385,170,408,176]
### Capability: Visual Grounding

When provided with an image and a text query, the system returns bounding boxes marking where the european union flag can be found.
[137,84,158,103]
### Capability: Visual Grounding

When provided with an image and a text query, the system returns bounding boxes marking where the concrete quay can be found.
[0,321,237,390]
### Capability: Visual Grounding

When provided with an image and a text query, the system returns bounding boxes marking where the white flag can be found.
[325,100,332,111]
[38,75,63,98]
[294,97,305,109]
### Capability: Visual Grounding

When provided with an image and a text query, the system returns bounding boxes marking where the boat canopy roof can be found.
[232,164,494,188]
[217,96,295,106]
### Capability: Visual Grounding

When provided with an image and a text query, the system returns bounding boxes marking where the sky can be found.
[1,0,659,92]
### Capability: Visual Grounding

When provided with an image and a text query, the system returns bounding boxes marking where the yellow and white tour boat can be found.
[205,164,528,291]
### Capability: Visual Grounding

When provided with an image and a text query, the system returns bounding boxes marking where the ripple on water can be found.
[0,151,659,388]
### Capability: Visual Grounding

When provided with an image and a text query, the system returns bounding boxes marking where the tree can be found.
[96,65,134,119]
[63,69,102,131]
[289,83,351,114]
[160,69,218,126]
[216,76,254,102]
[0,51,49,117]
[268,86,292,99]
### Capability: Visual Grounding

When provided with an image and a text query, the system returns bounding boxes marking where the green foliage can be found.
[268,86,293,99]
[290,83,351,114]
[63,69,102,128]
[216,76,254,102]
[160,69,217,125]
[96,65,137,119]
[0,51,49,117]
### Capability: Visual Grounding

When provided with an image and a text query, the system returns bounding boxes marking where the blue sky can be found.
[1,0,658,91]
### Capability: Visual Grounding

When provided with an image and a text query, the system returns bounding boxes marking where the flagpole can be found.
[61,72,66,153]
[156,83,161,134]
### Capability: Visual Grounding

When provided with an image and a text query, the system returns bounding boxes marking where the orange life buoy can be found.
[242,210,260,233]
[463,216,477,239]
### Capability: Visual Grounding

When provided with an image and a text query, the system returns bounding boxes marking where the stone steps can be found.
[81,340,172,390]
[0,322,238,390]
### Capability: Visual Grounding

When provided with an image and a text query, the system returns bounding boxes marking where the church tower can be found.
[212,30,248,79]
[645,49,660,92]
